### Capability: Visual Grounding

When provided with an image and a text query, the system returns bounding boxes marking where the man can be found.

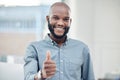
[24,2,95,80]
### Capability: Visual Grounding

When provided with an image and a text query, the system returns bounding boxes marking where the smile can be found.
[54,27,64,31]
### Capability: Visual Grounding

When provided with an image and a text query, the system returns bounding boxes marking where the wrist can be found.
[36,70,46,80]
[34,73,39,80]
[34,71,42,80]
[41,70,46,80]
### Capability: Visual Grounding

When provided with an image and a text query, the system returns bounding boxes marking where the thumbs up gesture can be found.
[46,51,51,61]
[42,51,56,78]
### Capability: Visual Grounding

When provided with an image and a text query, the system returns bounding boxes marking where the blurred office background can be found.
[0,0,120,80]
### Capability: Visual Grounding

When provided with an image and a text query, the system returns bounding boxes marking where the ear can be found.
[46,15,49,22]
[70,18,72,25]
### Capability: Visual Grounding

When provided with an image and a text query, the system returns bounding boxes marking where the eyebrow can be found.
[52,15,70,18]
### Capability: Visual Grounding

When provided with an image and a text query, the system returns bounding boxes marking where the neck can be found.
[49,34,66,46]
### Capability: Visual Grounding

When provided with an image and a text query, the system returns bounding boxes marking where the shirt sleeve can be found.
[24,44,39,80]
[82,46,95,80]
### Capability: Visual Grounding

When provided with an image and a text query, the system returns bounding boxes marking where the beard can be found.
[48,21,70,39]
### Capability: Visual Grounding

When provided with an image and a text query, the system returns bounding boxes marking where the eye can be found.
[63,18,70,22]
[53,16,59,20]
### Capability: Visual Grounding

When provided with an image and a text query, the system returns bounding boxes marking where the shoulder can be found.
[27,40,46,48]
[68,38,88,48]
[68,38,90,57]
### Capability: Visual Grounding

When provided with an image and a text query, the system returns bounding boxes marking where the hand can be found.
[42,51,56,78]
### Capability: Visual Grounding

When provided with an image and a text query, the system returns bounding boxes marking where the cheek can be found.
[67,22,71,26]
[50,19,57,25]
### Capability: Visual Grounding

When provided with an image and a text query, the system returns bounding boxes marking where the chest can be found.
[37,45,84,70]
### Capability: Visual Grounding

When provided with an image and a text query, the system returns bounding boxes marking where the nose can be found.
[57,19,64,27]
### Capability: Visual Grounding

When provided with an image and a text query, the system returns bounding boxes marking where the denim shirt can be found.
[24,35,95,80]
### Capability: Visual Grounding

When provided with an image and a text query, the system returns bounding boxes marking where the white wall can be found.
[94,0,120,78]
[64,0,120,79]
[65,0,95,50]
[0,62,24,80]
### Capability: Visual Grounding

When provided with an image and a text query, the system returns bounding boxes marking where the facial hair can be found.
[48,21,70,39]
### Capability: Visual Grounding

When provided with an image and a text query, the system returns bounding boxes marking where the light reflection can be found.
[0,0,40,6]
[0,0,61,6]
[7,55,14,63]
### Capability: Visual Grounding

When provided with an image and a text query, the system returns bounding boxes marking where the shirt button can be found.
[60,49,62,52]
[60,60,63,62]
[60,71,63,74]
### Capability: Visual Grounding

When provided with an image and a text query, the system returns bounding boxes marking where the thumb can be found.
[46,50,51,61]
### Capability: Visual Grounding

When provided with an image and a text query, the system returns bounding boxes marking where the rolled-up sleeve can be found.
[24,44,39,80]
[82,47,95,80]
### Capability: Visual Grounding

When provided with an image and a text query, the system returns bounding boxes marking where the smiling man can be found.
[47,2,71,46]
[24,2,95,80]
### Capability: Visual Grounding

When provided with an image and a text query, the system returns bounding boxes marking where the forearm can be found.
[24,44,39,80]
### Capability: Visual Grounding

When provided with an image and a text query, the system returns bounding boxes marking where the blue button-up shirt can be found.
[24,35,95,80]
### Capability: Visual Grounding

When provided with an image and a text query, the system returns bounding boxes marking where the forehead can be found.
[49,5,71,17]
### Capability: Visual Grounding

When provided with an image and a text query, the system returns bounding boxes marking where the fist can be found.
[42,51,56,78]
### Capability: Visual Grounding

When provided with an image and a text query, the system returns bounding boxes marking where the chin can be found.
[57,34,63,36]
[56,35,63,37]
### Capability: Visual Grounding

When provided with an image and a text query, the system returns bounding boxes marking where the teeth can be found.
[55,27,64,30]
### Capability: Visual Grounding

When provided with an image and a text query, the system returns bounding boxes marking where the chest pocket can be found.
[69,58,83,71]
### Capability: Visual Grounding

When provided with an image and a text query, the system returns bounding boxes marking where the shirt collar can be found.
[44,34,69,46]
